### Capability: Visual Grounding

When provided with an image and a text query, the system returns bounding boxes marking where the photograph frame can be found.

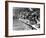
[5,1,45,37]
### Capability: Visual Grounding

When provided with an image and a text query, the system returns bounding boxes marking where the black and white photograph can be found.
[5,1,45,37]
[13,7,40,30]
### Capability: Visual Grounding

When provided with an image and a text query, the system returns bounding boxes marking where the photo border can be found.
[5,1,45,37]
